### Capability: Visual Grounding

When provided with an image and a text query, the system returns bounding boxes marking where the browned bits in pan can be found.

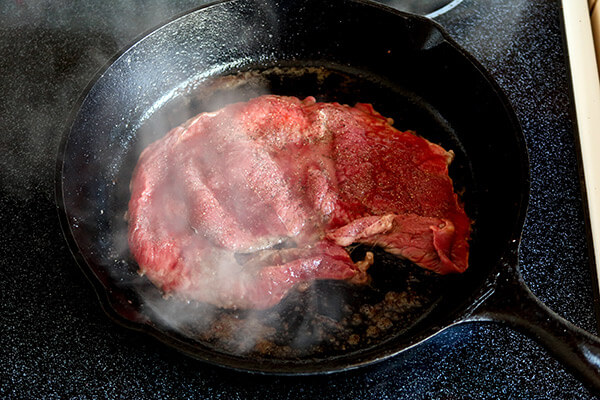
[164,257,445,359]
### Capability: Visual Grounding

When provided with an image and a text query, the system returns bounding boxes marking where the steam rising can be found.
[55,1,453,361]
[107,72,438,359]
[125,74,323,355]
[53,62,447,361]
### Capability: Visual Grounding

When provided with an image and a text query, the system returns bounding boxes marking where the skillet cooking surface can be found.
[57,0,527,373]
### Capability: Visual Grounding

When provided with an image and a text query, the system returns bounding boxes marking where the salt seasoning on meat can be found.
[128,95,471,309]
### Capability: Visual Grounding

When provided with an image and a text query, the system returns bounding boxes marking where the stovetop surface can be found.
[2,0,599,398]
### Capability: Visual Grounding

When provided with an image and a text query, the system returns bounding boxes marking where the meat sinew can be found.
[128,95,471,309]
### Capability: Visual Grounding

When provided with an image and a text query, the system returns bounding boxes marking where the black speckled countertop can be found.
[2,0,600,398]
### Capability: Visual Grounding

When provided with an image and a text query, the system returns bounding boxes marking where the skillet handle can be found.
[466,266,600,393]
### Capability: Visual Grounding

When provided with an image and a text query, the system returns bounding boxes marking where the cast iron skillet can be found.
[55,0,600,391]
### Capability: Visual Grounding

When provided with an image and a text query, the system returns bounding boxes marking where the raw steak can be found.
[128,95,471,309]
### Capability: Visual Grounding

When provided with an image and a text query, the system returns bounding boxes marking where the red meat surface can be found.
[128,95,471,309]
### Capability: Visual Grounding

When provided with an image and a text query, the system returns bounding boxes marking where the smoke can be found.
[60,63,448,361]
[51,0,453,363]
[121,75,330,356]
[1,0,215,202]
[113,73,437,360]
[55,1,348,360]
